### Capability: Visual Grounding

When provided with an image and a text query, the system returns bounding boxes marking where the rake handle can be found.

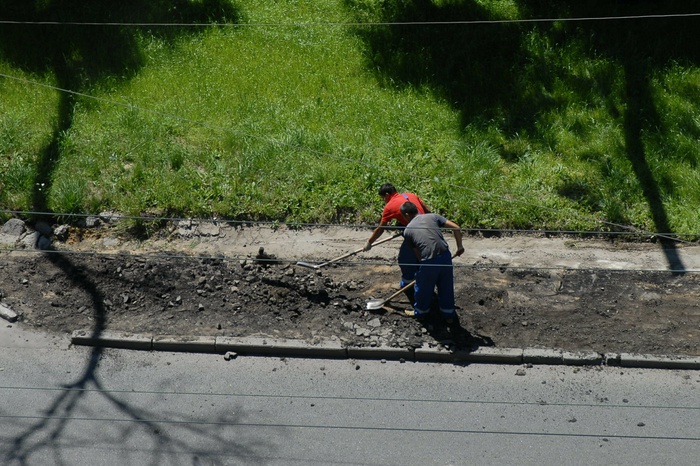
[317,233,399,267]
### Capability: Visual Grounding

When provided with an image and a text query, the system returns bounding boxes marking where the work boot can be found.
[442,311,459,326]
[404,308,429,320]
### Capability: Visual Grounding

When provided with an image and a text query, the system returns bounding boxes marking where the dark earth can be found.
[1,221,700,357]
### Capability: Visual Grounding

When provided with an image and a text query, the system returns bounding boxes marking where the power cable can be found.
[1,12,700,27]
[0,384,697,411]
[2,208,697,240]
[0,413,698,441]
[0,247,696,274]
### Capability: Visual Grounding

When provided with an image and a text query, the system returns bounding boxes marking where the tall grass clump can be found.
[0,67,58,218]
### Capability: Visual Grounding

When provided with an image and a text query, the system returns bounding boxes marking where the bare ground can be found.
[1,221,700,356]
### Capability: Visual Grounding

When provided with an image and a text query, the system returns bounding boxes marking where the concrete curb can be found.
[71,330,152,351]
[153,335,217,353]
[217,336,347,359]
[69,331,700,370]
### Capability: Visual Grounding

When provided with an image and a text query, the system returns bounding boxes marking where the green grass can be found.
[2,1,700,237]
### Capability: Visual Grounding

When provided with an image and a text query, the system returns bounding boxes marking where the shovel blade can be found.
[365,299,385,310]
[295,261,320,269]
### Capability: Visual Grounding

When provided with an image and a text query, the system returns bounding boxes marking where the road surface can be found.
[1,324,699,465]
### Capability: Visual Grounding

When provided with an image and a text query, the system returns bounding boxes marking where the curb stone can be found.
[71,330,152,350]
[347,344,414,360]
[153,335,217,353]
[523,348,564,365]
[216,336,347,359]
[618,352,700,370]
[463,347,524,364]
[69,330,700,369]
[562,350,604,366]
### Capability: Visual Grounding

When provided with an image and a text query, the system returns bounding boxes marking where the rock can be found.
[103,237,120,248]
[0,303,18,323]
[37,235,52,250]
[20,232,41,249]
[176,220,195,237]
[0,233,18,247]
[515,368,527,376]
[99,211,121,223]
[367,318,381,328]
[224,351,238,361]
[1,218,25,236]
[34,221,53,237]
[355,327,369,336]
[84,216,101,228]
[54,225,70,241]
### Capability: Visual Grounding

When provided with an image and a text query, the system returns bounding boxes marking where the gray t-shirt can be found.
[403,213,450,261]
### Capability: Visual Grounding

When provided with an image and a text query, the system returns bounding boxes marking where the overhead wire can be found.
[2,11,700,27]
[0,246,695,274]
[1,412,698,441]
[0,384,698,411]
[1,208,697,240]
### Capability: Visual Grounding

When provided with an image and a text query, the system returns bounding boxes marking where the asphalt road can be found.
[1,324,699,466]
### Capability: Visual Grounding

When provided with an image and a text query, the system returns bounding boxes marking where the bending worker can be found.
[399,201,465,320]
[363,183,430,299]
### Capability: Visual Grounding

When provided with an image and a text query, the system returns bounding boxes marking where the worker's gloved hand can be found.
[362,241,372,252]
[455,247,465,257]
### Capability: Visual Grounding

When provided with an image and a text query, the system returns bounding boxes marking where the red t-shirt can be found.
[381,192,427,226]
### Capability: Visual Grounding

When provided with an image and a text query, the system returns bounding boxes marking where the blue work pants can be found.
[413,251,455,315]
[398,237,420,287]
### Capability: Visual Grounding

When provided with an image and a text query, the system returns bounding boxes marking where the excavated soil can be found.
[1,221,700,356]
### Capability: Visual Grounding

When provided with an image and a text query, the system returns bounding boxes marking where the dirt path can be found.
[1,221,699,356]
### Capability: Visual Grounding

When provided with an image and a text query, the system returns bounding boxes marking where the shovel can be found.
[296,233,399,270]
[366,280,415,310]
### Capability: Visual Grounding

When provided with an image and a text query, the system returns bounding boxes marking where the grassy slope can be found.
[2,0,700,236]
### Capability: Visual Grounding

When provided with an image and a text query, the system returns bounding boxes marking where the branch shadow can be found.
[523,0,697,271]
[345,0,527,131]
[346,0,699,272]
[3,252,275,465]
[0,4,278,458]
[0,0,241,218]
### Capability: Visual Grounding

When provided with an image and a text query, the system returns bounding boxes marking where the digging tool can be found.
[296,233,399,269]
[365,280,415,311]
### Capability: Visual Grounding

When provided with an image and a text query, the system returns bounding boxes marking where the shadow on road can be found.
[0,4,278,459]
[3,252,274,465]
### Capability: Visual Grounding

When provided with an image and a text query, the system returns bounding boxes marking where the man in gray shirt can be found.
[400,201,464,321]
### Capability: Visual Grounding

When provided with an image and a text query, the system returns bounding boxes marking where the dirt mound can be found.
[1,222,699,356]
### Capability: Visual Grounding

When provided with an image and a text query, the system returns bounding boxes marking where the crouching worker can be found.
[399,201,465,321]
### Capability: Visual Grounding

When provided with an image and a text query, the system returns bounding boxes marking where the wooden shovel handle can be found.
[317,233,399,267]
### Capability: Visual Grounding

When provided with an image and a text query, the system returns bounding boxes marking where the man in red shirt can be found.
[363,183,430,298]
